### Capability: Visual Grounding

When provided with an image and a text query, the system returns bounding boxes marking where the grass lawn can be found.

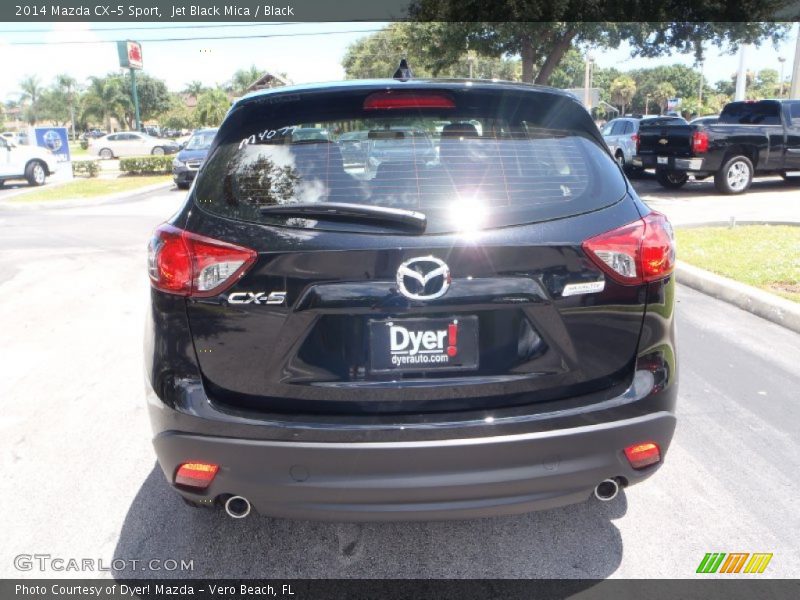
[68,141,89,157]
[10,175,172,203]
[676,225,800,303]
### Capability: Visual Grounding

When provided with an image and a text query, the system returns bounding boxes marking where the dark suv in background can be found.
[145,79,678,521]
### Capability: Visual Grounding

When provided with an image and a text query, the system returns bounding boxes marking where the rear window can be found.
[720,101,782,125]
[194,87,626,234]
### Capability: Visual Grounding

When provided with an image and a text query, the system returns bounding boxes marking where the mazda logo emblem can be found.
[396,256,451,301]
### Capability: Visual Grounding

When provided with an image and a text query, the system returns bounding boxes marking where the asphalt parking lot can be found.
[0,180,798,579]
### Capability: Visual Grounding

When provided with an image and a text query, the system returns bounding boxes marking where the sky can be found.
[0,22,797,101]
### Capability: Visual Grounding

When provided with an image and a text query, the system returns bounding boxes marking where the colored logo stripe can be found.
[697,553,726,573]
[744,553,773,574]
[697,552,773,574]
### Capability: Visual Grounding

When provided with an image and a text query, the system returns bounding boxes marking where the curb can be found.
[0,181,174,210]
[677,260,800,335]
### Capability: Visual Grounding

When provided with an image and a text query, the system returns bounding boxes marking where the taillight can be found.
[175,462,219,488]
[692,130,709,153]
[363,91,455,110]
[147,224,257,297]
[582,212,675,285]
[631,133,639,153]
[624,442,661,469]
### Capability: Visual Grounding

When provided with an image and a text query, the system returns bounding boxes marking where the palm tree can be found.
[55,74,79,139]
[610,76,637,116]
[653,82,677,114]
[183,81,205,97]
[19,75,44,124]
[228,66,263,96]
[195,88,231,127]
[81,76,131,131]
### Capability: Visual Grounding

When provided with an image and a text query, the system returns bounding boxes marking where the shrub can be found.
[79,139,89,150]
[119,155,173,175]
[72,160,100,178]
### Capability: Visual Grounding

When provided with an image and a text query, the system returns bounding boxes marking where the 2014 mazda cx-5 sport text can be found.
[144,79,678,521]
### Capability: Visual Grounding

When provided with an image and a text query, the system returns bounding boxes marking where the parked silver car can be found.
[602,116,687,173]
[89,132,179,159]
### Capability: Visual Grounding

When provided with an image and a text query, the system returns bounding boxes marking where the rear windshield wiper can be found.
[260,202,427,233]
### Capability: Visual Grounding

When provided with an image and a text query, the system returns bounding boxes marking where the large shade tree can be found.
[406,1,793,85]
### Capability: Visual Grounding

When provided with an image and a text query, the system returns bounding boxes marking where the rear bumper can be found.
[154,411,675,521]
[634,155,705,171]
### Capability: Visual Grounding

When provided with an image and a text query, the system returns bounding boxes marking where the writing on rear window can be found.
[196,90,626,234]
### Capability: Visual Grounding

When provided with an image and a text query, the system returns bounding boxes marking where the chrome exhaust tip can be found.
[594,479,620,502]
[224,495,251,519]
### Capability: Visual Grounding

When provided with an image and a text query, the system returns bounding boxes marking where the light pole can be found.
[583,54,595,109]
[697,60,704,106]
[779,57,787,97]
[790,25,800,99]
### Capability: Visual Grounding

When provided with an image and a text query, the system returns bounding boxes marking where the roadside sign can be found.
[33,127,70,164]
[117,40,143,70]
[564,88,600,108]
[33,126,73,182]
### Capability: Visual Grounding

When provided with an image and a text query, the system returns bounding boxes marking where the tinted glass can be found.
[720,101,782,125]
[195,87,626,234]
[789,102,800,126]
[611,121,626,135]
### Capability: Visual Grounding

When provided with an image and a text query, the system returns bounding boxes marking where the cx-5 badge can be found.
[396,256,451,301]
[228,291,287,305]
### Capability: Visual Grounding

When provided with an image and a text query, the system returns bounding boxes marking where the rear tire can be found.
[25,161,47,186]
[99,148,113,159]
[614,151,625,169]
[655,170,688,189]
[714,155,753,194]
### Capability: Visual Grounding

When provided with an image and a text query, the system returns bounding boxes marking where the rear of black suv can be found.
[145,80,677,521]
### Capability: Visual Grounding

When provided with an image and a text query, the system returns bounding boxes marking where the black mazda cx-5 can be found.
[145,78,677,521]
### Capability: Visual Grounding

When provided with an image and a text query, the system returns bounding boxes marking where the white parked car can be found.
[89,132,180,159]
[0,136,58,186]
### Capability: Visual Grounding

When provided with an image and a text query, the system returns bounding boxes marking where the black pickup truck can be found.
[634,99,800,194]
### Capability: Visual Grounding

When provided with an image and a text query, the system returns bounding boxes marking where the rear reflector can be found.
[582,211,675,285]
[175,462,219,488]
[363,91,455,110]
[624,442,661,469]
[147,224,257,297]
[631,133,639,153]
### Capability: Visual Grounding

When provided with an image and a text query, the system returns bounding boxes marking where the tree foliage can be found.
[80,76,131,131]
[407,1,792,85]
[610,76,637,114]
[195,88,231,127]
[18,75,44,124]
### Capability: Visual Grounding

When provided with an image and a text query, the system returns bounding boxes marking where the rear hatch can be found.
[179,83,651,415]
